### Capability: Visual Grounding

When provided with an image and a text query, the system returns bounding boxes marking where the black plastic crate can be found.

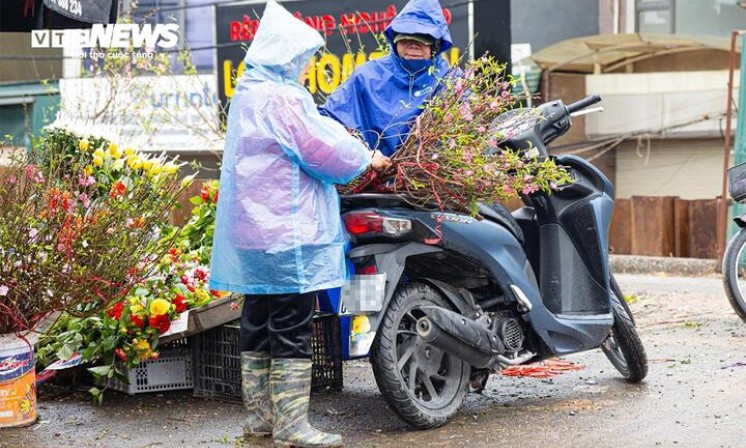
[728,162,746,202]
[192,314,343,402]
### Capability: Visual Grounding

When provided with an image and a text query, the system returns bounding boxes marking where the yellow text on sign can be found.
[222,47,461,99]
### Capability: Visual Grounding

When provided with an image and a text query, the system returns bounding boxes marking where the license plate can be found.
[340,273,386,315]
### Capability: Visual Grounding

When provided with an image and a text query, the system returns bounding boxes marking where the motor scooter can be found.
[321,94,648,429]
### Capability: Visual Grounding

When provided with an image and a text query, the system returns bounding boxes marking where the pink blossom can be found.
[523,174,534,182]
[550,182,559,190]
[78,175,96,187]
[501,90,511,99]
[488,138,498,149]
[25,165,35,179]
[477,126,486,133]
[459,103,470,116]
[8,175,16,185]
[454,79,465,95]
[34,172,45,184]
[462,152,474,163]
[522,184,540,195]
[464,170,474,177]
[490,101,500,112]
[463,112,474,122]
[431,153,439,160]
[0,285,8,296]
[502,185,516,195]
[78,193,90,208]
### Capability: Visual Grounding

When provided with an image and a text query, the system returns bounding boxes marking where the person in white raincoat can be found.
[207,1,390,446]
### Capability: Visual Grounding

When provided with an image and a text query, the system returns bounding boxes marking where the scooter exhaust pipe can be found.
[416,306,504,369]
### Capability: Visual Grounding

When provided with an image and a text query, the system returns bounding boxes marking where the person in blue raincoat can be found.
[319,0,454,157]
[208,1,390,446]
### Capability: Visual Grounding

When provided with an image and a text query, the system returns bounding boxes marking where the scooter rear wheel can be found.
[601,275,648,383]
[370,282,470,429]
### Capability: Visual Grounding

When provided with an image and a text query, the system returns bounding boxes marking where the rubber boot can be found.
[241,352,273,439]
[270,358,343,448]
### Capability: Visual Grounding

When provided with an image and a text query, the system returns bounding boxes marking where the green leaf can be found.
[189,196,203,206]
[89,386,101,396]
[88,365,113,377]
[56,344,76,361]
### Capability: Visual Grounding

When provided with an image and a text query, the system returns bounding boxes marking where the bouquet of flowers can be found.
[344,55,572,216]
[0,128,187,336]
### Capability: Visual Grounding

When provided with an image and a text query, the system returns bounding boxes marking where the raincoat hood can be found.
[243,0,324,82]
[384,0,453,56]
[319,0,456,157]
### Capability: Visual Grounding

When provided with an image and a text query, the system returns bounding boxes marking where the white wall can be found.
[615,138,725,199]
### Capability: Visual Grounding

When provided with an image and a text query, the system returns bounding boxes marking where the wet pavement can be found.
[2,274,744,448]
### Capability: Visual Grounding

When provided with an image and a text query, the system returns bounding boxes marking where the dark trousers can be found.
[239,292,316,359]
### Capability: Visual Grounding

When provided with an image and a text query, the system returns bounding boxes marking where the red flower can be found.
[194,268,207,281]
[180,275,190,285]
[173,294,187,313]
[115,348,128,361]
[109,181,127,199]
[130,314,145,329]
[186,284,195,293]
[210,289,222,298]
[107,302,124,320]
[212,190,219,202]
[168,248,179,262]
[149,314,171,334]
[200,184,210,201]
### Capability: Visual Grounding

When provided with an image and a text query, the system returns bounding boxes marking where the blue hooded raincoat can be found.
[209,0,372,295]
[319,0,454,157]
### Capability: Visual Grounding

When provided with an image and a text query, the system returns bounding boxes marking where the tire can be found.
[722,228,746,321]
[601,275,648,383]
[370,282,470,429]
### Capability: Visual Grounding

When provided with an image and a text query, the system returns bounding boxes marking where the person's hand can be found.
[371,150,392,172]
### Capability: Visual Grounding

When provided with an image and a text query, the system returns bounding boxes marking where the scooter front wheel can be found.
[601,275,648,383]
[722,227,746,321]
[370,282,470,429]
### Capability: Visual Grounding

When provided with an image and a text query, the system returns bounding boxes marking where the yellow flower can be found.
[79,138,90,152]
[84,165,94,176]
[352,315,371,334]
[141,158,153,172]
[109,143,121,159]
[195,289,210,306]
[149,298,171,316]
[129,296,144,315]
[134,339,151,352]
[149,163,162,176]
[93,148,105,159]
[92,156,104,167]
[164,162,179,175]
[127,156,142,170]
[124,147,135,157]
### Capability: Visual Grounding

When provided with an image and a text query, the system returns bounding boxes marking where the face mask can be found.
[399,58,432,75]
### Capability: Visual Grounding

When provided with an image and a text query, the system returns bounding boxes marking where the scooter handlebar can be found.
[566,94,602,114]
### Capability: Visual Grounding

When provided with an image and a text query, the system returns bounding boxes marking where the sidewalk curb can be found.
[610,254,718,277]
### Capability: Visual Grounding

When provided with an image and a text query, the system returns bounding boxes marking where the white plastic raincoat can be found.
[208,0,372,294]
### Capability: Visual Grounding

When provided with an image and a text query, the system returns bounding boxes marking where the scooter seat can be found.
[477,202,524,244]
